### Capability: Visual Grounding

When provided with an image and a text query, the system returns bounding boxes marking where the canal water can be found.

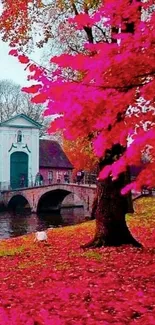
[0,207,85,240]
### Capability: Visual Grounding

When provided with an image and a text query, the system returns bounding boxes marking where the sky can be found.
[0,1,30,86]
[0,2,54,87]
[0,41,29,86]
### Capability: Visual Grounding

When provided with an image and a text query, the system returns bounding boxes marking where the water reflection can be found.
[0,206,85,239]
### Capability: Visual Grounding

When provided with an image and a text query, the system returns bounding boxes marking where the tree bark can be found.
[83,176,141,248]
[82,145,142,248]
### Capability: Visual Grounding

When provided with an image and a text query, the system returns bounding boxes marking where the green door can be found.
[10,152,28,189]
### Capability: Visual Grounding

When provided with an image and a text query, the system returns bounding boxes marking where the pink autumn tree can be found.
[9,0,155,247]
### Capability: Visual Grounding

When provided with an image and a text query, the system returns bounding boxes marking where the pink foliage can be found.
[68,13,95,29]
[10,0,155,192]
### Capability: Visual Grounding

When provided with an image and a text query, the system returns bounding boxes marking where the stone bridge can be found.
[1,183,97,217]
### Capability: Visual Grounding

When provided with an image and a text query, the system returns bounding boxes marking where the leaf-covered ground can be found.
[0,197,155,325]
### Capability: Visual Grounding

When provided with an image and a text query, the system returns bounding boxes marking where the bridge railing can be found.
[0,175,97,191]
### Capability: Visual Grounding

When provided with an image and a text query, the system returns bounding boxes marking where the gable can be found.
[0,114,42,129]
[39,140,74,169]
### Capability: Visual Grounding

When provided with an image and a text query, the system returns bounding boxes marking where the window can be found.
[48,171,53,180]
[48,171,53,184]
[17,130,22,143]
[56,171,62,183]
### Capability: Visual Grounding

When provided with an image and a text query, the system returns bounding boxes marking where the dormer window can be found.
[17,130,22,143]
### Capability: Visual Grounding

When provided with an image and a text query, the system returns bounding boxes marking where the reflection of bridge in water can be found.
[1,183,97,217]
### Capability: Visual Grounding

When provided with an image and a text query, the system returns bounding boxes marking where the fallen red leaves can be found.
[0,197,154,324]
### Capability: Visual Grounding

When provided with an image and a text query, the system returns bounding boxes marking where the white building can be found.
[0,114,42,190]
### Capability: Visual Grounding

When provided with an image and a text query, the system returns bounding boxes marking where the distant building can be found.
[39,139,73,184]
[0,114,73,190]
[0,114,41,190]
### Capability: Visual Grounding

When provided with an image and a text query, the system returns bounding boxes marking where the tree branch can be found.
[94,24,109,41]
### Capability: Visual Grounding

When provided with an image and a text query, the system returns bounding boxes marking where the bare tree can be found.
[0,79,49,136]
[0,80,21,121]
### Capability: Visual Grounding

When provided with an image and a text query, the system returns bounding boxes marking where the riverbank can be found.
[0,197,154,324]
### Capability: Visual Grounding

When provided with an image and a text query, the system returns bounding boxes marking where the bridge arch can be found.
[7,194,31,213]
[37,188,85,213]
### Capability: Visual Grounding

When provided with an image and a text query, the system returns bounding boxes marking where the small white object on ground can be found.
[35,231,48,242]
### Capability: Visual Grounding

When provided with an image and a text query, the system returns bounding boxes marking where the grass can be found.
[82,250,102,261]
[126,196,155,246]
[0,245,25,257]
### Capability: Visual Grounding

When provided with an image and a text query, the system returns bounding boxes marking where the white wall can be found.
[0,118,40,189]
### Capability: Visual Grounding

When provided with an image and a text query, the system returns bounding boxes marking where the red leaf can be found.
[29,64,37,72]
[31,93,48,103]
[21,84,42,94]
[9,49,18,57]
[18,55,30,64]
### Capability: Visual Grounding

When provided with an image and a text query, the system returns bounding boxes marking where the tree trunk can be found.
[83,175,141,248]
[82,145,141,248]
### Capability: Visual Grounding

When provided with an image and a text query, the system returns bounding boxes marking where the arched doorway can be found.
[10,152,28,189]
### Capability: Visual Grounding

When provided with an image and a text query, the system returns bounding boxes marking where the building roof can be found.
[0,113,42,128]
[39,139,74,169]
